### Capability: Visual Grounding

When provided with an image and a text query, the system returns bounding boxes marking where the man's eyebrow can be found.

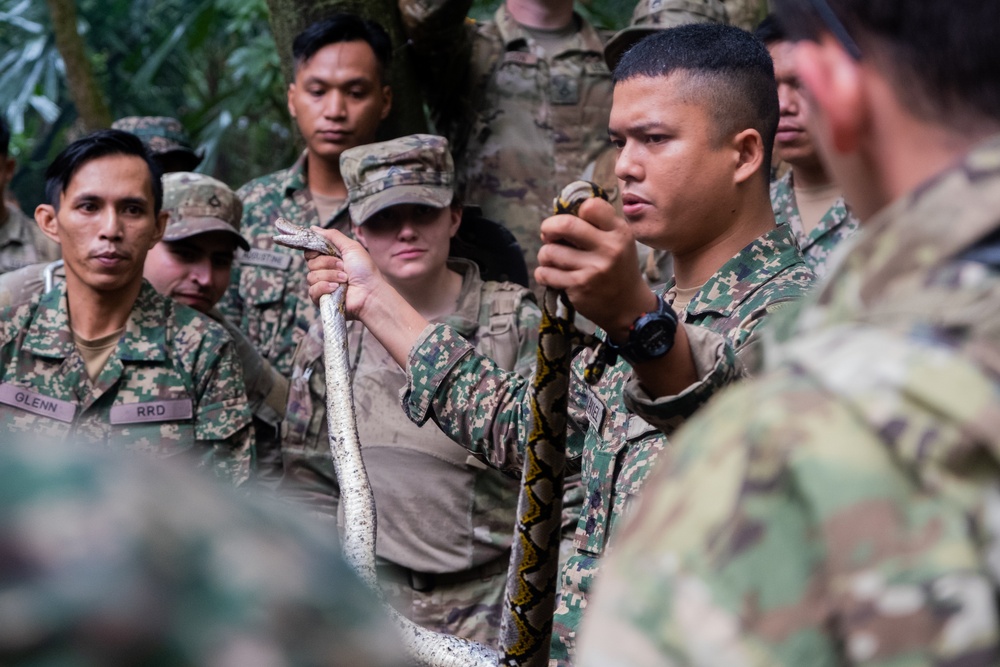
[303,75,374,88]
[608,121,670,136]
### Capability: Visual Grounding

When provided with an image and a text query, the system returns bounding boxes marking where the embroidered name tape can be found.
[585,391,606,433]
[0,383,76,422]
[110,399,193,425]
[239,249,292,270]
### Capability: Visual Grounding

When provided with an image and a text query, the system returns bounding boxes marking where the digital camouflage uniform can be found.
[402,224,813,664]
[771,170,861,277]
[399,0,615,288]
[217,152,350,376]
[282,259,540,647]
[0,203,60,274]
[577,134,1000,667]
[0,281,252,486]
[0,440,403,667]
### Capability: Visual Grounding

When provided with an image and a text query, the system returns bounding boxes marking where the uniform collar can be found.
[24,280,169,363]
[440,258,484,336]
[671,225,806,319]
[281,150,310,199]
[773,171,853,249]
[493,5,605,57]
[281,150,350,229]
[819,132,1000,306]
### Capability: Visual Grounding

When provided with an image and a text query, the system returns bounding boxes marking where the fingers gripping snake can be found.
[272,181,608,667]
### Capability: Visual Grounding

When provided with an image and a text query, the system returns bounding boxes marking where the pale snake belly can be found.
[272,181,607,667]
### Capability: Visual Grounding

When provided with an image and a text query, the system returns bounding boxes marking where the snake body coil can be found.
[273,181,606,667]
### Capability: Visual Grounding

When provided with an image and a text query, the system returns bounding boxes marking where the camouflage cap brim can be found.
[604,27,658,69]
[163,216,251,251]
[350,185,454,226]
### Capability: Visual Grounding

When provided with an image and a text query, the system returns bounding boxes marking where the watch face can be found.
[636,320,675,357]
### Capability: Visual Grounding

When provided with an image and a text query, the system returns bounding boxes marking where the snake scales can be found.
[272,181,607,667]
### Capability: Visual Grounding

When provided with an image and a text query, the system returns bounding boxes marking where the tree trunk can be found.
[45,0,112,132]
[265,0,428,139]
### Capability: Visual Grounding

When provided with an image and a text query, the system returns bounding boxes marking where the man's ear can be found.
[35,204,61,245]
[795,35,866,155]
[151,210,168,247]
[380,86,393,121]
[730,128,765,186]
[287,83,298,119]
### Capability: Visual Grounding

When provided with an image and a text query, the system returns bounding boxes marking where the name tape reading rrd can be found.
[0,383,193,425]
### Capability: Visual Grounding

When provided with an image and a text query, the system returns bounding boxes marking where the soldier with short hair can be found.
[0,115,60,273]
[0,130,252,485]
[303,24,814,663]
[578,1,1000,664]
[755,14,860,277]
[217,14,393,382]
[282,134,538,646]
[111,115,204,173]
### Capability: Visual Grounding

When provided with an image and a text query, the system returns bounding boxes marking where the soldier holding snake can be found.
[304,24,815,666]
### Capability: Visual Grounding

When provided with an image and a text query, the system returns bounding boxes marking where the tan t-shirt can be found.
[668,283,705,314]
[793,181,841,236]
[310,192,346,228]
[74,327,124,382]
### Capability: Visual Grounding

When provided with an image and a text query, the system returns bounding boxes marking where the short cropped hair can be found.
[772,0,1000,129]
[0,116,10,158]
[754,14,785,46]
[292,14,392,80]
[44,129,163,216]
[614,24,780,177]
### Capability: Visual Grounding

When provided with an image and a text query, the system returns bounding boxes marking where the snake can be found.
[272,180,607,667]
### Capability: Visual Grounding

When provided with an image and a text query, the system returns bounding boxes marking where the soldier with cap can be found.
[302,24,815,663]
[0,115,60,274]
[111,116,204,173]
[0,129,252,486]
[281,134,539,646]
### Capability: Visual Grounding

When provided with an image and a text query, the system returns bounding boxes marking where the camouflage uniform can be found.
[399,0,615,288]
[402,225,813,663]
[217,152,350,376]
[0,280,252,486]
[577,136,1000,666]
[282,259,540,647]
[0,203,60,274]
[771,170,861,277]
[0,439,403,666]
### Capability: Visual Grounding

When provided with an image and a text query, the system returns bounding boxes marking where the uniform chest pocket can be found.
[575,439,626,556]
[238,262,289,308]
[493,52,541,101]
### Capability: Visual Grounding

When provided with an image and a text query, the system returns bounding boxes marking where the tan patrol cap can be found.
[340,134,455,225]
[161,172,249,250]
[604,0,729,69]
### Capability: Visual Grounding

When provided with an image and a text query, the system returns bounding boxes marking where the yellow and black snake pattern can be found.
[498,181,609,667]
[273,181,608,667]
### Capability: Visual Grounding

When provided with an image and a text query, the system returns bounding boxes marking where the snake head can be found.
[272,217,339,256]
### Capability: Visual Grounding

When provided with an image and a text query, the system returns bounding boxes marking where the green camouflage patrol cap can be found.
[340,134,455,225]
[161,172,249,250]
[111,116,203,168]
[604,0,729,69]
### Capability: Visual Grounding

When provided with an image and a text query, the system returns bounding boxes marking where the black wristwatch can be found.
[606,293,678,364]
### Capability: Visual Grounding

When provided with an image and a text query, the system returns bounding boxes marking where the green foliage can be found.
[0,0,296,212]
